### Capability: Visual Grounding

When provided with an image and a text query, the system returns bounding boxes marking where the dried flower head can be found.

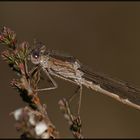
[11,107,59,138]
[0,26,83,138]
[58,98,83,139]
[0,26,17,48]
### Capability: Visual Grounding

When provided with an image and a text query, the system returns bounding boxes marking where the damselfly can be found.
[30,42,140,115]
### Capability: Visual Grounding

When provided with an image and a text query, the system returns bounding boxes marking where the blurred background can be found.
[1,2,140,138]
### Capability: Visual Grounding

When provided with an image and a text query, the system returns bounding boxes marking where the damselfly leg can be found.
[68,86,81,103]
[33,67,83,115]
[68,84,83,115]
[35,68,58,92]
[77,84,82,115]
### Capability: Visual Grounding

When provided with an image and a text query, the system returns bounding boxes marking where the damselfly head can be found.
[30,42,46,65]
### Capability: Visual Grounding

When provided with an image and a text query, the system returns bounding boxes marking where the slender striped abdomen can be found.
[79,65,140,110]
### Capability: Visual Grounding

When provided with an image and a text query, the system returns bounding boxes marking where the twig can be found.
[0,26,59,138]
[58,98,84,139]
[0,26,83,138]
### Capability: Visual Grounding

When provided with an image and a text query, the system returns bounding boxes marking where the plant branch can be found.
[0,26,83,138]
[0,27,59,138]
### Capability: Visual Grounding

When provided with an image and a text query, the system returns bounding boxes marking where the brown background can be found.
[0,2,140,138]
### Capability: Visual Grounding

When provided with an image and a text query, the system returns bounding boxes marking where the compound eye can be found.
[34,54,39,59]
[32,50,40,59]
[30,49,41,65]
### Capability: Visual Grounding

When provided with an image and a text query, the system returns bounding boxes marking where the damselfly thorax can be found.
[31,45,84,85]
[30,43,140,114]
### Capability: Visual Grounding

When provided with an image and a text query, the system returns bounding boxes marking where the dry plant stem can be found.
[0,26,84,138]
[11,71,59,138]
[0,27,59,138]
[58,98,84,139]
[11,58,59,138]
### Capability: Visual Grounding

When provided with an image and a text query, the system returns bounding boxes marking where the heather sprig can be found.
[0,26,17,49]
[0,26,59,138]
[58,98,83,138]
[0,26,83,138]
